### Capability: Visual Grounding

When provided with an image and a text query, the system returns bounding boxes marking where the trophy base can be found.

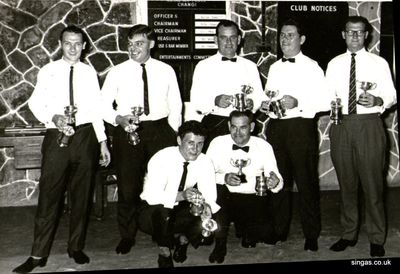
[239,174,247,183]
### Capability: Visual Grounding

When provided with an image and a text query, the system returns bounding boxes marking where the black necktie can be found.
[282,57,295,63]
[69,66,74,106]
[232,144,249,153]
[178,162,189,191]
[221,56,237,62]
[348,53,357,114]
[140,63,149,115]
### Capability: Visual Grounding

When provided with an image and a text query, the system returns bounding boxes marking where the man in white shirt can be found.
[206,110,283,264]
[189,20,265,151]
[261,18,330,252]
[138,120,220,268]
[101,24,182,255]
[326,16,396,257]
[13,26,111,274]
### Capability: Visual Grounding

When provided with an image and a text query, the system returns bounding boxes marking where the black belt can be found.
[75,123,91,130]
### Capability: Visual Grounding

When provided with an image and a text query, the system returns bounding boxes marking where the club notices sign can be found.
[148,1,226,62]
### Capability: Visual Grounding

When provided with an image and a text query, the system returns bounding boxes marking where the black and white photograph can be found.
[0,0,398,273]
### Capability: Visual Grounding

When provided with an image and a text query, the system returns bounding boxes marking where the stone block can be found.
[9,49,33,73]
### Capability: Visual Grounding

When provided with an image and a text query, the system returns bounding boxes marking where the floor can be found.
[1,189,399,273]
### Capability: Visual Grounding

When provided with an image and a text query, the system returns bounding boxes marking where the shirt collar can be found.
[346,48,367,56]
[216,52,238,60]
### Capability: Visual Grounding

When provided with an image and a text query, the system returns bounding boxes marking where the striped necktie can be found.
[348,53,357,114]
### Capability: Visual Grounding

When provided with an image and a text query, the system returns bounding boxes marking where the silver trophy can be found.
[264,89,286,118]
[330,98,343,125]
[231,93,247,112]
[188,191,218,237]
[255,173,268,196]
[230,158,251,183]
[57,105,77,147]
[126,106,144,146]
[357,81,377,104]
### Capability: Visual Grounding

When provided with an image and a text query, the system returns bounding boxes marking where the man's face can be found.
[229,116,254,146]
[178,133,205,162]
[215,25,241,58]
[60,31,85,64]
[342,22,368,53]
[127,34,154,64]
[279,25,305,58]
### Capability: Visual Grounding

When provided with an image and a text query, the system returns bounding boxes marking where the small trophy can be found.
[265,89,286,118]
[57,105,77,147]
[357,81,377,104]
[241,84,254,95]
[330,98,343,125]
[201,218,218,237]
[126,106,144,146]
[230,158,251,183]
[231,93,247,111]
[255,173,268,196]
[189,192,205,217]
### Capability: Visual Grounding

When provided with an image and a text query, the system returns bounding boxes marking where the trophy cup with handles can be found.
[230,158,251,183]
[126,106,144,146]
[57,105,77,147]
[357,81,377,104]
[330,97,343,125]
[188,190,218,237]
[231,85,254,112]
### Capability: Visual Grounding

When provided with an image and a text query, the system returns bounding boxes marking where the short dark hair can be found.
[343,16,371,32]
[178,120,207,139]
[215,19,241,37]
[128,24,156,41]
[281,18,304,36]
[229,110,254,124]
[59,25,86,42]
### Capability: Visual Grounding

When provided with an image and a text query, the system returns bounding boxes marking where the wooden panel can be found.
[14,136,44,169]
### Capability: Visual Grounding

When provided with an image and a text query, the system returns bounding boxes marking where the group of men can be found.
[13,15,396,273]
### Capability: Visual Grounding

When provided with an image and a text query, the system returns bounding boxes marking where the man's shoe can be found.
[115,238,135,254]
[209,241,227,264]
[173,243,188,263]
[158,254,174,268]
[12,257,47,273]
[370,244,385,257]
[330,239,357,252]
[304,239,318,251]
[241,236,256,248]
[68,250,90,264]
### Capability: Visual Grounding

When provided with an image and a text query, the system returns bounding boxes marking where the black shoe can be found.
[158,254,174,268]
[68,250,90,264]
[173,243,188,263]
[115,238,135,254]
[304,239,318,251]
[241,237,256,248]
[370,244,385,257]
[13,257,47,273]
[209,241,227,264]
[330,239,357,252]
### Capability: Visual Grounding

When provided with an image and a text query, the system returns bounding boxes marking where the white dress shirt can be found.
[100,57,182,132]
[140,146,220,213]
[28,58,106,142]
[206,135,283,194]
[326,48,397,114]
[190,52,265,117]
[265,51,330,119]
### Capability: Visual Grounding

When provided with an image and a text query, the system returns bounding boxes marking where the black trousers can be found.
[137,201,203,248]
[31,125,99,257]
[214,185,274,243]
[201,114,230,152]
[113,118,177,241]
[266,118,321,240]
[329,113,386,245]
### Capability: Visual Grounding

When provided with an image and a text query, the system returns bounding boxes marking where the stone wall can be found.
[0,0,398,207]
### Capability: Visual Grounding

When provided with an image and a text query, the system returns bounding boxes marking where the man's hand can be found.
[281,95,298,110]
[245,98,254,111]
[52,114,67,132]
[224,172,241,186]
[260,101,271,113]
[215,94,233,108]
[99,141,111,167]
[357,93,383,108]
[183,188,203,204]
[268,171,283,193]
[115,114,137,132]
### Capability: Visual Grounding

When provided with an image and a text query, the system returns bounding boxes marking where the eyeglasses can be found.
[344,30,365,37]
[279,33,297,40]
